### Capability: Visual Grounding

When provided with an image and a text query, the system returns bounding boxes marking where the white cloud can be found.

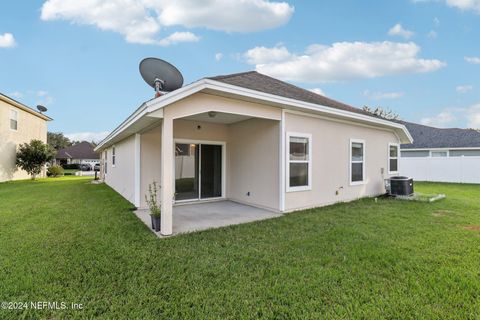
[309,88,325,96]
[244,41,445,83]
[446,0,480,13]
[363,90,404,100]
[465,56,480,64]
[65,131,110,143]
[427,30,438,38]
[388,23,414,39]
[466,104,480,127]
[157,31,199,46]
[415,0,480,13]
[244,45,291,64]
[0,33,16,48]
[8,91,23,99]
[421,111,457,127]
[8,90,54,106]
[421,103,480,128]
[434,17,440,26]
[456,85,473,93]
[40,0,294,45]
[215,52,223,61]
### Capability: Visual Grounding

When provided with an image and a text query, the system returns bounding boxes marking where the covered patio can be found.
[135,201,282,237]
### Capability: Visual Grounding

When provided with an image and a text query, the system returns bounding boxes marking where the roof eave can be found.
[0,93,53,121]
[95,78,413,150]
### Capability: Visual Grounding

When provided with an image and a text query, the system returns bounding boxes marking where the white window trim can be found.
[430,149,449,157]
[350,139,366,186]
[388,143,399,174]
[111,146,116,168]
[9,108,18,132]
[286,132,312,192]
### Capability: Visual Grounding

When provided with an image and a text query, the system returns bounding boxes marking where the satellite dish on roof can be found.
[37,105,48,113]
[139,58,183,98]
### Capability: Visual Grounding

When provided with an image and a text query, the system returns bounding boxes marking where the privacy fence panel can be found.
[399,157,480,183]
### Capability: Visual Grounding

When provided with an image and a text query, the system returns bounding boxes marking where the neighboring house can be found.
[56,141,100,167]
[400,121,480,183]
[95,71,412,235]
[0,93,51,182]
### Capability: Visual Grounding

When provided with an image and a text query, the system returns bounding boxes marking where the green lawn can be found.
[0,177,479,319]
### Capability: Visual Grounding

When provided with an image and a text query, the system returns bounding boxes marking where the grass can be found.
[0,177,479,319]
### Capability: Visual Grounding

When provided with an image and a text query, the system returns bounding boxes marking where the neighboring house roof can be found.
[56,141,99,159]
[400,121,480,149]
[0,92,52,121]
[95,71,412,151]
[207,71,374,117]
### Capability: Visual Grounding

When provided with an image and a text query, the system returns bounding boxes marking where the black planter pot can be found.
[151,216,161,232]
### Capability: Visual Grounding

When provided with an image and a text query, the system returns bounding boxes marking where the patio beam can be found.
[160,117,173,235]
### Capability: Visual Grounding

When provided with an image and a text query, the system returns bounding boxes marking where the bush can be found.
[62,164,80,170]
[47,165,64,177]
[16,140,55,179]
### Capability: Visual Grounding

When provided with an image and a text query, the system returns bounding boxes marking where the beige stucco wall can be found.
[228,118,279,211]
[104,135,136,204]
[139,125,161,208]
[284,112,400,211]
[102,91,400,213]
[163,92,281,121]
[0,99,48,182]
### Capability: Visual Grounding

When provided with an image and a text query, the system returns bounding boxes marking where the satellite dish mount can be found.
[139,58,183,98]
[154,78,165,97]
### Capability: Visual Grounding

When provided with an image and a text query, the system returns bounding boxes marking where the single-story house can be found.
[0,93,51,182]
[95,71,412,236]
[56,141,100,167]
[399,121,480,183]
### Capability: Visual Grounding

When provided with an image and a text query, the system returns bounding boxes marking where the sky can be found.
[0,0,479,142]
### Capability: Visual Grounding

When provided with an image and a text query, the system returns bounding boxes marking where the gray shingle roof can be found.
[56,141,99,159]
[400,121,480,149]
[207,71,377,118]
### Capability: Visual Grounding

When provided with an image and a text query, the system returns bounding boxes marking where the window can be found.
[350,139,365,184]
[388,143,399,173]
[112,146,116,167]
[431,151,448,157]
[104,151,107,174]
[287,133,312,191]
[10,109,18,131]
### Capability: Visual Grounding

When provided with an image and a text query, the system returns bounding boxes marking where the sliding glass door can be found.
[175,143,199,201]
[175,142,222,201]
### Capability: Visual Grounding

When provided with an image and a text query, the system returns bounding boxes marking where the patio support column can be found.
[160,116,174,235]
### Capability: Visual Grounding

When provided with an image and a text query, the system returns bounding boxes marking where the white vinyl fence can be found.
[399,156,480,184]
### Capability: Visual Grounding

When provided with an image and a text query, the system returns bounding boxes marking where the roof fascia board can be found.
[95,80,207,151]
[96,77,413,151]
[201,79,413,143]
[0,93,52,121]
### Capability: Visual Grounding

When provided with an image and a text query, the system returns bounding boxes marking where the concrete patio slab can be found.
[134,201,281,237]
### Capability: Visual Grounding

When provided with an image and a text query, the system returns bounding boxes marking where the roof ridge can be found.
[206,70,257,81]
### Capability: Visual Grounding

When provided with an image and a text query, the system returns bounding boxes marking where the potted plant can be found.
[145,182,161,232]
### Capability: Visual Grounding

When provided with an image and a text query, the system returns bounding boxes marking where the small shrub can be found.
[47,165,64,177]
[145,182,161,217]
[62,164,80,170]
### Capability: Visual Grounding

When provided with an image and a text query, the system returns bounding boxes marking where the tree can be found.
[47,132,72,150]
[362,106,400,120]
[16,140,55,179]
